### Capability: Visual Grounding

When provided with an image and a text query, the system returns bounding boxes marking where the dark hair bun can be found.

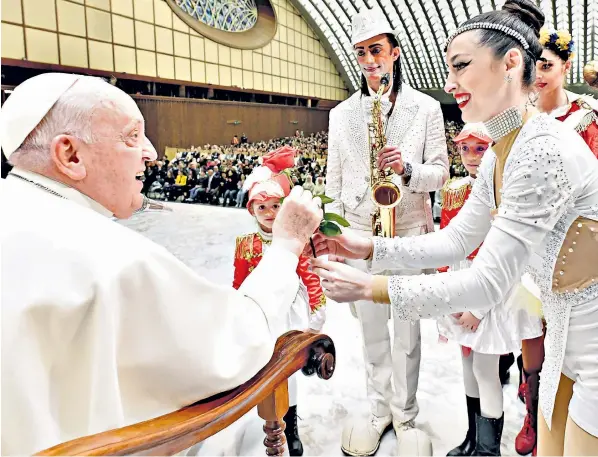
[502,0,545,36]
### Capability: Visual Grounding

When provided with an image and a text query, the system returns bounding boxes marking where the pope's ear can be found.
[49,134,87,181]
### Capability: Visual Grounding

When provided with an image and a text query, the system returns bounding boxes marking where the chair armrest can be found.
[36,331,335,456]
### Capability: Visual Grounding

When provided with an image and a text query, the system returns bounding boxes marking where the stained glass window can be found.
[174,0,258,32]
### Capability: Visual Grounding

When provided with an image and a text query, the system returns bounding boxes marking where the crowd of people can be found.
[141,131,328,206]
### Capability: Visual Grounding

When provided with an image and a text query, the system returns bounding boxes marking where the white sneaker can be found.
[341,414,393,456]
[393,420,433,456]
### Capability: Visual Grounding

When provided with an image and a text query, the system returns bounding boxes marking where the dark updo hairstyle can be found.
[360,33,402,96]
[458,0,545,88]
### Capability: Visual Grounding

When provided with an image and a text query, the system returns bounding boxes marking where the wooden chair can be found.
[36,331,336,456]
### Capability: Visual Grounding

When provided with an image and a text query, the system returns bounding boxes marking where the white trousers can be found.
[347,224,428,424]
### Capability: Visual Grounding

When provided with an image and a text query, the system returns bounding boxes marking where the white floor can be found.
[120,203,527,456]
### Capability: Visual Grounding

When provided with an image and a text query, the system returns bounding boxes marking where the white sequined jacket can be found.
[325,83,449,232]
[370,113,598,430]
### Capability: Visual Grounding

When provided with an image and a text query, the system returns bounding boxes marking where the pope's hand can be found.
[272,186,322,257]
[377,145,404,175]
[310,255,374,303]
[309,231,373,260]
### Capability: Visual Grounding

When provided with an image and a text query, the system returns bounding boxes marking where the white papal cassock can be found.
[1,168,302,455]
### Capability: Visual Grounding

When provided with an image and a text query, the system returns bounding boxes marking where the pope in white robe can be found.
[0,73,323,455]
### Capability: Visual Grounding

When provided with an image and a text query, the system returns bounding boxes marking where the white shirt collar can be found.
[9,167,114,218]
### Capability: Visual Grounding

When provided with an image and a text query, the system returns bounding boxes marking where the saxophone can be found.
[369,73,401,238]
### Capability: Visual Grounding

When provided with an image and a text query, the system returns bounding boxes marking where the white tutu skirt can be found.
[436,259,543,354]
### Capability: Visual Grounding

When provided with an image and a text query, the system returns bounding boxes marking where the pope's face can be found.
[80,90,157,218]
[252,197,281,232]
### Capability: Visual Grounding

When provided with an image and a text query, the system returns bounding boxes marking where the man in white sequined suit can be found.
[325,8,449,456]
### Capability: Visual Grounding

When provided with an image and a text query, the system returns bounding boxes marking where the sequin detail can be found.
[484,106,523,143]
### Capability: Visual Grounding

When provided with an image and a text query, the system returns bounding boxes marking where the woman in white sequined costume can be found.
[310,0,598,455]
[437,124,543,456]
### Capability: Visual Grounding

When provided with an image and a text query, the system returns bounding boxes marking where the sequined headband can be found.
[445,22,530,51]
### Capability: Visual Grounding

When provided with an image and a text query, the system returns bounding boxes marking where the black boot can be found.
[499,353,515,386]
[474,413,504,456]
[283,405,303,456]
[447,396,480,456]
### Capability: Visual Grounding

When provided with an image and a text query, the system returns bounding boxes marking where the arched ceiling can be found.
[289,0,597,93]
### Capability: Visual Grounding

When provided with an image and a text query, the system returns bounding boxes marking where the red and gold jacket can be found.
[438,176,480,273]
[232,232,326,314]
[555,98,598,159]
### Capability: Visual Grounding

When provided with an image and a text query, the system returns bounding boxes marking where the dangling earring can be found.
[504,73,513,83]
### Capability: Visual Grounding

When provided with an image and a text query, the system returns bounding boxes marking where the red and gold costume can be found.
[233,232,326,329]
[552,91,598,158]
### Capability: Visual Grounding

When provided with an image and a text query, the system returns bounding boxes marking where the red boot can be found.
[515,370,539,455]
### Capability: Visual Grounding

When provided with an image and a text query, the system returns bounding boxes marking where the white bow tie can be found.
[362,96,393,118]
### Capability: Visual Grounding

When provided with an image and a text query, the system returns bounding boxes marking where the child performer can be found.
[437,124,543,456]
[232,145,326,457]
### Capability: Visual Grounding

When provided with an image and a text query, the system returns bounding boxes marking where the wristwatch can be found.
[401,161,412,177]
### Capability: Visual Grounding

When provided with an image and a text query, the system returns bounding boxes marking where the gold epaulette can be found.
[575,110,598,134]
[441,178,472,211]
[235,233,256,259]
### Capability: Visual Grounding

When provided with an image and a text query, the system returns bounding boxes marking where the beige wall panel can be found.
[252,52,262,72]
[308,82,314,96]
[287,28,293,46]
[153,0,172,27]
[288,62,295,79]
[242,70,253,89]
[272,58,280,76]
[231,68,242,87]
[133,0,154,23]
[277,8,286,26]
[172,14,188,32]
[86,8,112,42]
[23,0,57,30]
[190,36,204,61]
[263,73,272,91]
[191,60,206,83]
[279,26,286,43]
[113,15,135,46]
[301,34,307,50]
[157,53,174,79]
[242,49,252,70]
[309,68,315,83]
[218,44,230,66]
[112,0,134,17]
[308,52,314,68]
[57,0,86,37]
[219,66,231,86]
[302,49,308,66]
[114,45,136,73]
[302,66,308,82]
[296,80,303,96]
[294,47,301,64]
[59,34,87,67]
[254,72,263,90]
[288,79,296,95]
[294,30,301,46]
[175,57,191,81]
[155,26,173,54]
[280,42,287,61]
[206,63,219,84]
[3,0,23,23]
[87,0,110,10]
[135,21,155,51]
[88,39,113,70]
[230,48,241,68]
[273,76,280,93]
[174,32,190,57]
[265,42,273,56]
[26,28,58,63]
[263,55,272,74]
[205,39,218,63]
[2,24,26,59]
[271,40,279,58]
[280,60,287,77]
[281,77,288,94]
[136,49,156,76]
